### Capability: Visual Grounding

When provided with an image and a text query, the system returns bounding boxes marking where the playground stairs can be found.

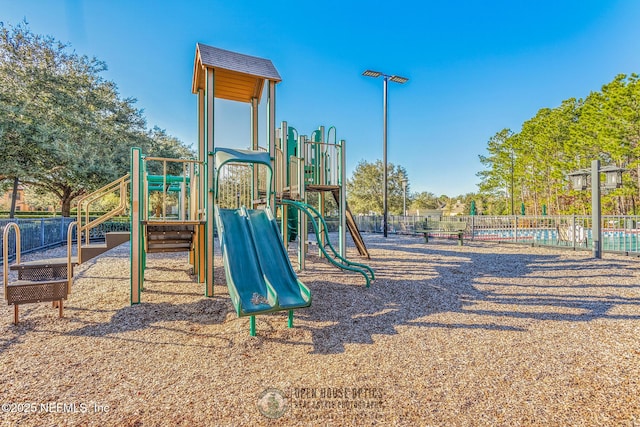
[4,175,133,323]
[145,224,194,253]
[79,231,131,263]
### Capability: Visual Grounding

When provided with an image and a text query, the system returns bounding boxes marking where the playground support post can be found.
[130,147,142,304]
[267,80,277,212]
[592,159,602,259]
[251,97,259,206]
[298,138,307,271]
[205,68,215,296]
[281,121,289,247]
[339,139,347,259]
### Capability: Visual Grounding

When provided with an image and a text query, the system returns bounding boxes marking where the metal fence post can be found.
[40,218,45,248]
[471,215,475,240]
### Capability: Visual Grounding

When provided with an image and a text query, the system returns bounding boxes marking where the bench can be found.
[415,221,468,246]
[556,224,588,247]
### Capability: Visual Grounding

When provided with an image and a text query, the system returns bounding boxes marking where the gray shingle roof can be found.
[197,43,281,81]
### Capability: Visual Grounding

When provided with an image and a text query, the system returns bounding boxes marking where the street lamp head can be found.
[567,170,589,191]
[362,70,382,78]
[601,165,624,189]
[389,75,409,84]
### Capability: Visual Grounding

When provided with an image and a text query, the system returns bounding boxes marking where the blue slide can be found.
[215,206,311,318]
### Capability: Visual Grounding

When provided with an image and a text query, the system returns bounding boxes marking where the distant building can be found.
[0,186,52,212]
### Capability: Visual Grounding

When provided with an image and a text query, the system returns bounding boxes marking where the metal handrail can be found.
[142,156,202,164]
[3,222,20,300]
[67,221,77,294]
[76,174,130,262]
[79,177,130,239]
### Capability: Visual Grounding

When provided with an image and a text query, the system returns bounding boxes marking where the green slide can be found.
[280,199,375,287]
[215,207,277,316]
[215,206,311,317]
[245,208,311,310]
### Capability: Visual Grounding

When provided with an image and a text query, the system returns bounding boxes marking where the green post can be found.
[288,310,294,328]
[250,316,256,336]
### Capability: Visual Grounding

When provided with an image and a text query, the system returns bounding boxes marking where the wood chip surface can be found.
[1,234,639,426]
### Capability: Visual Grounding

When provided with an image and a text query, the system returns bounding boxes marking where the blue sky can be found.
[3,1,640,196]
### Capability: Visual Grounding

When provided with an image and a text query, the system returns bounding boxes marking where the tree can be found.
[23,185,59,212]
[346,160,409,215]
[411,191,440,211]
[0,22,193,216]
[477,128,516,214]
[572,74,640,214]
[478,74,640,215]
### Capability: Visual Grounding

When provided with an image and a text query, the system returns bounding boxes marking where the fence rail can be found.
[354,214,640,255]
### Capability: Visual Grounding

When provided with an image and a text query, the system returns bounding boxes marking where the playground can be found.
[1,43,639,425]
[1,235,639,425]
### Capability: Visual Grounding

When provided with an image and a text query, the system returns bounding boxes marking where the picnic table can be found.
[415,220,468,246]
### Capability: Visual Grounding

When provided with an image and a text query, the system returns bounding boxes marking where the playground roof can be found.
[192,43,281,103]
[213,147,272,171]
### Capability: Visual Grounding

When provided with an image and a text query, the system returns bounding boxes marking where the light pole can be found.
[510,148,515,215]
[568,160,624,259]
[362,70,409,237]
[402,178,408,216]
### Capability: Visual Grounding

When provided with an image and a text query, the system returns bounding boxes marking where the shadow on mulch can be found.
[62,264,232,347]
[281,240,640,354]
[6,237,638,357]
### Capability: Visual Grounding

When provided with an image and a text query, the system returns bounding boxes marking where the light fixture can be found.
[601,165,624,189]
[389,75,409,84]
[567,170,589,191]
[362,70,382,78]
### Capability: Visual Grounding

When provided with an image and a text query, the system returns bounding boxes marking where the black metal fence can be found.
[354,214,640,256]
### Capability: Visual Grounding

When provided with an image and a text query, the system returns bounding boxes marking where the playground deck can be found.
[1,235,639,425]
